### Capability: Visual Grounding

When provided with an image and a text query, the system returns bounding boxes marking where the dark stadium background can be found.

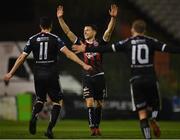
[0,0,180,121]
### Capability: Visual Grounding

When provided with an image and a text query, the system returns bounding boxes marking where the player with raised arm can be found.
[73,19,180,139]
[57,4,118,136]
[4,17,92,139]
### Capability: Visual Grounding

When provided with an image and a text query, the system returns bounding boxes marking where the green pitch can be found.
[0,119,180,139]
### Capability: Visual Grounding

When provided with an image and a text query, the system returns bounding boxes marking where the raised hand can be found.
[109,4,118,17]
[57,5,64,18]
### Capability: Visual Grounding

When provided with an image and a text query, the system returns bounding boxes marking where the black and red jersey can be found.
[75,38,108,76]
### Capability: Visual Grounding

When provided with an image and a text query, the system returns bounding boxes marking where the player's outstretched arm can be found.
[153,39,180,53]
[60,46,92,71]
[72,42,114,53]
[57,5,77,43]
[4,53,27,81]
[163,45,180,53]
[103,4,118,42]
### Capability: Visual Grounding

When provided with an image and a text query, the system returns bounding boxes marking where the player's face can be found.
[84,26,96,40]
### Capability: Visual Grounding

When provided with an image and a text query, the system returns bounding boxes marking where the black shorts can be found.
[82,74,106,100]
[34,75,63,103]
[130,75,161,111]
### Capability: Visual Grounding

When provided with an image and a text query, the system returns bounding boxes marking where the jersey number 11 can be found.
[39,42,48,60]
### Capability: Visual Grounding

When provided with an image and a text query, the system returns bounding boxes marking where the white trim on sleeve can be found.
[161,44,166,51]
[60,46,66,51]
[111,44,116,52]
[23,52,28,55]
[73,37,78,44]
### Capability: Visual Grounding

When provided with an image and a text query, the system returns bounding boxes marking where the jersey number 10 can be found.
[39,42,48,60]
[132,44,149,64]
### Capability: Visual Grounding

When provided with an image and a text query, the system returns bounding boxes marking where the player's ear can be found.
[49,24,53,31]
[40,25,45,31]
[143,30,146,34]
[94,30,97,36]
[131,28,134,35]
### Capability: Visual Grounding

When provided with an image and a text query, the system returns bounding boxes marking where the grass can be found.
[0,119,180,139]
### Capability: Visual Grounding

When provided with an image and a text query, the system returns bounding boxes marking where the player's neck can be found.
[132,32,144,37]
[86,38,95,44]
[41,29,51,33]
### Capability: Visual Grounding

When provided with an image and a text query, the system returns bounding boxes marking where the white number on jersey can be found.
[39,42,48,60]
[132,44,149,64]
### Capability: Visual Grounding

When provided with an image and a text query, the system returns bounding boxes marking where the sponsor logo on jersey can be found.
[85,52,97,59]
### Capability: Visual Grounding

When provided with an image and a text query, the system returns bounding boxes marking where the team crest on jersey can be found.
[93,41,99,47]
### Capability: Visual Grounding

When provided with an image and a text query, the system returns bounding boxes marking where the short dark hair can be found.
[132,19,146,33]
[40,16,52,29]
[85,24,98,32]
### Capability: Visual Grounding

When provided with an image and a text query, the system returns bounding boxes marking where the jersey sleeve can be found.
[111,39,127,52]
[163,45,180,53]
[85,39,127,53]
[57,37,66,51]
[23,39,32,55]
[74,37,82,45]
[152,38,180,53]
[151,38,167,52]
[85,44,112,53]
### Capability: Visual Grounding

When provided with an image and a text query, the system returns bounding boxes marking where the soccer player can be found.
[57,4,118,136]
[3,16,92,139]
[72,19,180,139]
